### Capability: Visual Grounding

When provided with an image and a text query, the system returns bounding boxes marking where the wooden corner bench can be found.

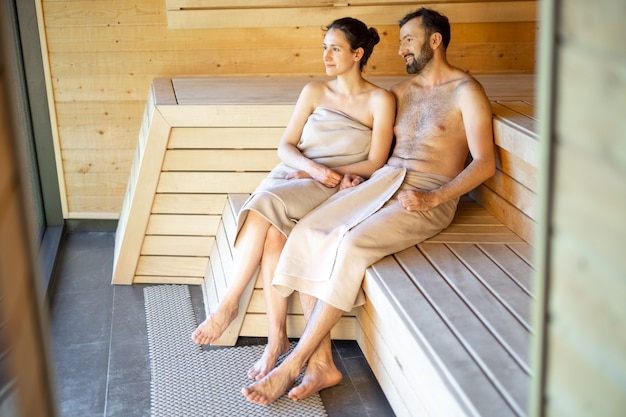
[112,75,537,416]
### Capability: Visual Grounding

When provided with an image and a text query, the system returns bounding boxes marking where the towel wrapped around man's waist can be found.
[273,165,459,312]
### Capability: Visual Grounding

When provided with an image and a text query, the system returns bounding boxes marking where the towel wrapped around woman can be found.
[236,106,373,239]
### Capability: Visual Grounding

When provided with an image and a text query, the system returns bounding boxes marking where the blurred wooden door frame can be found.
[0,1,59,416]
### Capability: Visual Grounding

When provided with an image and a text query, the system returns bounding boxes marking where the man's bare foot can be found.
[247,338,291,380]
[288,359,342,401]
[242,362,301,405]
[191,304,238,345]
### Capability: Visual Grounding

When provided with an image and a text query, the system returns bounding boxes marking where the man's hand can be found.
[340,174,365,190]
[397,189,440,211]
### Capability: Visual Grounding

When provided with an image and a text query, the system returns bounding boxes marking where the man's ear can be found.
[431,32,443,50]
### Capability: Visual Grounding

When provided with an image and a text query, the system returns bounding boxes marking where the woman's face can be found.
[322,28,359,76]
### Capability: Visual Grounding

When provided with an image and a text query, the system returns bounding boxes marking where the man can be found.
[242,8,496,405]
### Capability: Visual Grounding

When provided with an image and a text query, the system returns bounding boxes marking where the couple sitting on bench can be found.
[191,7,496,406]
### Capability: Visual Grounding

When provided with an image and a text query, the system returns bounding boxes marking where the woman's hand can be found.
[286,170,312,180]
[286,167,343,188]
[340,174,365,190]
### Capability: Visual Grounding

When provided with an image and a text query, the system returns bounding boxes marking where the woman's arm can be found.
[277,82,344,188]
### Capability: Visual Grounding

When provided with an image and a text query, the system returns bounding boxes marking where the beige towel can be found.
[237,107,373,238]
[273,168,459,311]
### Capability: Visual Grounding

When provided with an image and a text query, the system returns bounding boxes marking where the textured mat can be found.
[144,285,328,417]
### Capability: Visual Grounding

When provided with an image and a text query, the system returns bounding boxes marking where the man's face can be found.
[399,18,434,74]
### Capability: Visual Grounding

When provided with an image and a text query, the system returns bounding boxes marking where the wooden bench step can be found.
[359,218,533,416]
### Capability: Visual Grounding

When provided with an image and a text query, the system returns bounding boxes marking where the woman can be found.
[191,17,395,379]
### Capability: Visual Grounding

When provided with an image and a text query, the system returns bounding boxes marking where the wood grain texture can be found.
[39,0,537,217]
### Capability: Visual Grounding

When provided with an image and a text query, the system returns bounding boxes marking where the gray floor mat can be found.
[144,284,328,417]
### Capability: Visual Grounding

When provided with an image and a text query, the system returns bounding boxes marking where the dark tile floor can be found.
[48,231,395,417]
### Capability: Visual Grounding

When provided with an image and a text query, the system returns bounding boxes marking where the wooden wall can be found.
[38,0,537,219]
[532,0,626,415]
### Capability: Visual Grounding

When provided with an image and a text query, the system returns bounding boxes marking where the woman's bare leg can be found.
[248,226,291,380]
[192,211,271,345]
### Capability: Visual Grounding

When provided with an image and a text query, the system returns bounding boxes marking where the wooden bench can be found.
[199,85,537,416]
[112,76,537,416]
[207,193,533,416]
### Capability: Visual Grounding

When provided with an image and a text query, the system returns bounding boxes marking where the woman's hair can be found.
[325,17,380,71]
[399,8,451,50]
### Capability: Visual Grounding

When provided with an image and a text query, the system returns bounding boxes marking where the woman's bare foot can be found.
[191,304,238,345]
[247,337,291,380]
[242,361,301,405]
[288,359,342,401]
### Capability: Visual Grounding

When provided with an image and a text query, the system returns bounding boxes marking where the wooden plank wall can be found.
[534,0,626,415]
[39,0,537,219]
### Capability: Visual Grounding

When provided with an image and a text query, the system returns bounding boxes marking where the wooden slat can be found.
[479,244,534,295]
[446,243,533,329]
[168,0,534,8]
[112,97,171,284]
[151,193,227,215]
[51,75,154,102]
[425,199,527,244]
[55,100,144,129]
[168,127,282,149]
[45,22,536,53]
[65,197,124,219]
[42,0,167,27]
[492,104,539,169]
[62,149,134,173]
[365,255,514,416]
[167,0,407,8]
[470,184,535,243]
[157,172,268,193]
[167,2,537,29]
[133,276,204,285]
[482,168,537,220]
[145,214,220,236]
[497,101,537,120]
[203,259,220,315]
[395,246,528,416]
[356,301,421,417]
[163,149,279,172]
[157,104,293,127]
[208,242,227,309]
[49,44,534,78]
[135,255,208,277]
[222,194,248,248]
[141,235,214,256]
[418,242,531,371]
[495,145,538,193]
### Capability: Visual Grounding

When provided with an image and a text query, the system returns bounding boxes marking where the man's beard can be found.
[406,42,434,74]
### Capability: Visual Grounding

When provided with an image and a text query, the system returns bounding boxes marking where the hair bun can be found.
[368,27,381,46]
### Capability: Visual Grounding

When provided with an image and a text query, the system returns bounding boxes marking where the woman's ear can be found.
[354,47,364,61]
